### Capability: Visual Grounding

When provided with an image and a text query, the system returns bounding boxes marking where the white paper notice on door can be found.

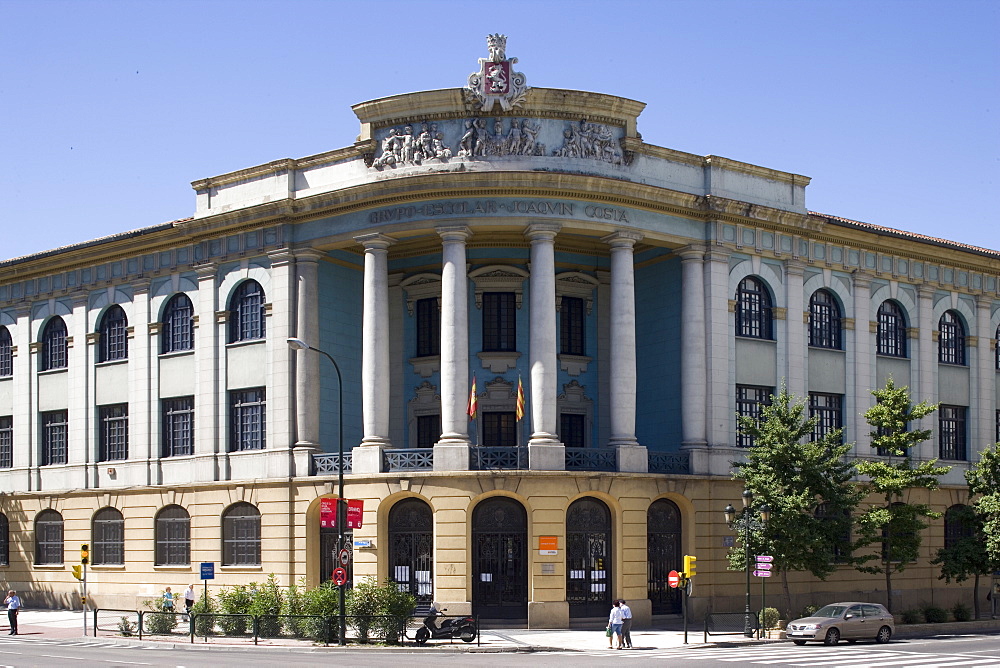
[480,573,493,582]
[394,566,409,582]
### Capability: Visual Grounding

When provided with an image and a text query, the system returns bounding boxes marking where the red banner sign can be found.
[320,498,337,528]
[346,499,364,529]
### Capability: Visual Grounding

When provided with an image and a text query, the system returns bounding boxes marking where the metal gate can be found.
[320,526,353,584]
[388,498,434,605]
[648,498,682,614]
[472,497,527,620]
[566,497,612,618]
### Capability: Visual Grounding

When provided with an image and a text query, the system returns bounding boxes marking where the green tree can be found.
[955,443,1000,617]
[931,503,995,619]
[732,386,864,617]
[855,378,950,613]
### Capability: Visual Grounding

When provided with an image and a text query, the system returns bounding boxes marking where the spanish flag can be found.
[468,374,478,420]
[516,375,525,421]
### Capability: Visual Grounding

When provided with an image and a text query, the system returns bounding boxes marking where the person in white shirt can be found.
[619,599,633,648]
[607,599,624,649]
[183,584,196,619]
[4,590,21,635]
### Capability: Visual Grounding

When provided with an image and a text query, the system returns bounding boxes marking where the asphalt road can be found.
[0,633,997,667]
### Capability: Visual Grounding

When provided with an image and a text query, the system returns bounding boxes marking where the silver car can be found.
[786,601,894,645]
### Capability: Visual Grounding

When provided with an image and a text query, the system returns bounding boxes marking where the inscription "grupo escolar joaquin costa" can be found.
[368,200,629,225]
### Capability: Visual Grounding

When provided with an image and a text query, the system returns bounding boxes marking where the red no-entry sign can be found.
[668,570,680,588]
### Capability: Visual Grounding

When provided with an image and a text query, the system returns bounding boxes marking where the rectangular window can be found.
[809,393,843,441]
[99,404,129,461]
[415,298,440,357]
[560,413,586,449]
[416,414,439,449]
[560,296,586,356]
[482,411,516,446]
[939,405,967,460]
[482,292,516,352]
[230,388,266,452]
[735,385,771,447]
[41,410,68,466]
[0,416,11,469]
[162,397,195,458]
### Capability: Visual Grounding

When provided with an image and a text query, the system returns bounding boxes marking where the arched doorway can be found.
[388,498,434,608]
[319,498,353,585]
[472,497,528,620]
[648,498,682,614]
[566,497,612,618]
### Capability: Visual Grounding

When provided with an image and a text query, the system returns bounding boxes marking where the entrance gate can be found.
[472,497,527,620]
[388,498,434,606]
[566,497,612,618]
[648,498,682,614]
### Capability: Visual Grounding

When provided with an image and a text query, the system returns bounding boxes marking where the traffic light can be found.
[683,554,697,578]
[71,564,83,580]
[80,543,89,565]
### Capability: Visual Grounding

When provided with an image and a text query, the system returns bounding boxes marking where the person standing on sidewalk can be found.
[183,584,195,618]
[619,599,633,648]
[607,599,624,649]
[5,590,21,635]
[161,587,174,612]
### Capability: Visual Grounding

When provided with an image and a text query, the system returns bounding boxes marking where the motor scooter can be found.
[414,606,477,644]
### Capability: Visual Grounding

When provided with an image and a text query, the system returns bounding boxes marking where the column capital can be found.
[917,283,936,299]
[355,233,397,251]
[437,225,472,243]
[851,271,873,290]
[784,259,807,277]
[131,278,152,294]
[524,222,562,241]
[601,230,643,248]
[292,248,326,263]
[267,247,296,267]
[193,262,218,279]
[676,244,706,262]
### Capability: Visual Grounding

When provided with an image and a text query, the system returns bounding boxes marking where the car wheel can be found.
[415,627,430,645]
[792,640,806,646]
[824,627,840,645]
[875,626,892,644]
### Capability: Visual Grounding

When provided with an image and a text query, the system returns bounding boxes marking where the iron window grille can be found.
[415,298,440,357]
[222,502,261,566]
[161,293,194,354]
[809,393,843,441]
[0,327,11,377]
[482,292,516,352]
[0,416,11,469]
[34,509,64,565]
[808,289,842,349]
[229,388,266,452]
[938,310,966,365]
[99,404,128,461]
[162,397,194,457]
[41,410,68,465]
[228,280,266,343]
[41,317,68,371]
[876,301,907,357]
[482,411,516,446]
[155,505,191,566]
[92,507,124,565]
[560,296,586,355]
[735,277,773,339]
[939,405,967,460]
[560,413,586,449]
[99,305,128,362]
[735,385,772,447]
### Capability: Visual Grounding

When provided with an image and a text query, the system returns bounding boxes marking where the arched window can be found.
[809,289,842,349]
[35,509,63,565]
[566,497,612,618]
[222,502,260,566]
[647,499,682,615]
[0,513,8,566]
[388,498,434,606]
[228,280,266,343]
[99,305,128,362]
[92,507,124,565]
[876,301,907,358]
[155,505,190,566]
[938,310,966,365]
[0,327,12,377]
[735,277,773,339]
[162,294,194,354]
[944,504,976,550]
[40,317,68,371]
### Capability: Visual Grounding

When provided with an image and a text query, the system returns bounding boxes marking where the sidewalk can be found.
[3,610,999,653]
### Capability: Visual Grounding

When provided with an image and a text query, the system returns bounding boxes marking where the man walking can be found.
[619,599,633,648]
[5,590,21,635]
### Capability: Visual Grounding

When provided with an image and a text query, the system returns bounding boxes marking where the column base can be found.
[352,445,384,474]
[360,436,392,448]
[292,443,321,477]
[528,443,565,471]
[616,444,648,473]
[433,443,471,471]
[680,441,710,476]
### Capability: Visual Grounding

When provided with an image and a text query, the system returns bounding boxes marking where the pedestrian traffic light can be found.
[684,554,697,578]
[80,543,89,565]
[71,564,83,580]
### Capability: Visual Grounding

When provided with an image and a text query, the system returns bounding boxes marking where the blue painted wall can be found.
[317,253,363,452]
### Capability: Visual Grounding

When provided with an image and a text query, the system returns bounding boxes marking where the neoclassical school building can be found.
[0,38,992,625]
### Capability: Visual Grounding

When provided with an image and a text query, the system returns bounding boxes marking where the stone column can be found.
[11,307,31,475]
[703,248,732,473]
[434,225,472,471]
[678,246,707,449]
[975,298,993,452]
[525,223,564,470]
[194,263,220,482]
[851,274,873,454]
[784,261,807,400]
[292,251,322,449]
[266,249,297,478]
[602,230,647,472]
[355,234,395,475]
[916,285,936,461]
[130,280,153,485]
[71,297,91,489]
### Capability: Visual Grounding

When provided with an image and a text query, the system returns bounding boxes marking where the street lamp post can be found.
[724,490,770,638]
[287,337,346,646]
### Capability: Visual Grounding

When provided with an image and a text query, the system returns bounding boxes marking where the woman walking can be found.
[607,599,624,649]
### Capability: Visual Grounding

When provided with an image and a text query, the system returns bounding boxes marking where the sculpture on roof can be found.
[467,34,529,112]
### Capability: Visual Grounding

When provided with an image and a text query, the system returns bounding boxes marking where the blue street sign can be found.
[201,562,215,580]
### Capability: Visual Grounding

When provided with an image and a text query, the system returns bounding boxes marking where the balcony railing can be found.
[471,446,528,470]
[312,453,352,476]
[648,451,690,475]
[565,447,617,472]
[384,448,434,472]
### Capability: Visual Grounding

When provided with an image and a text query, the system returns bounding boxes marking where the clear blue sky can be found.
[1,0,997,261]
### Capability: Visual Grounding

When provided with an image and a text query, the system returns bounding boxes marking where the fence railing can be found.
[565,447,616,471]
[649,451,691,474]
[472,446,527,470]
[384,448,434,472]
[703,611,759,642]
[313,453,353,475]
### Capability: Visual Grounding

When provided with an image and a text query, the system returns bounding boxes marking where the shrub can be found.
[900,609,923,624]
[282,578,308,638]
[117,616,136,637]
[216,584,253,635]
[303,581,342,644]
[143,593,179,634]
[248,575,284,638]
[800,604,819,618]
[758,607,780,631]
[922,605,948,623]
[191,590,216,637]
[346,577,416,645]
[951,601,971,622]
